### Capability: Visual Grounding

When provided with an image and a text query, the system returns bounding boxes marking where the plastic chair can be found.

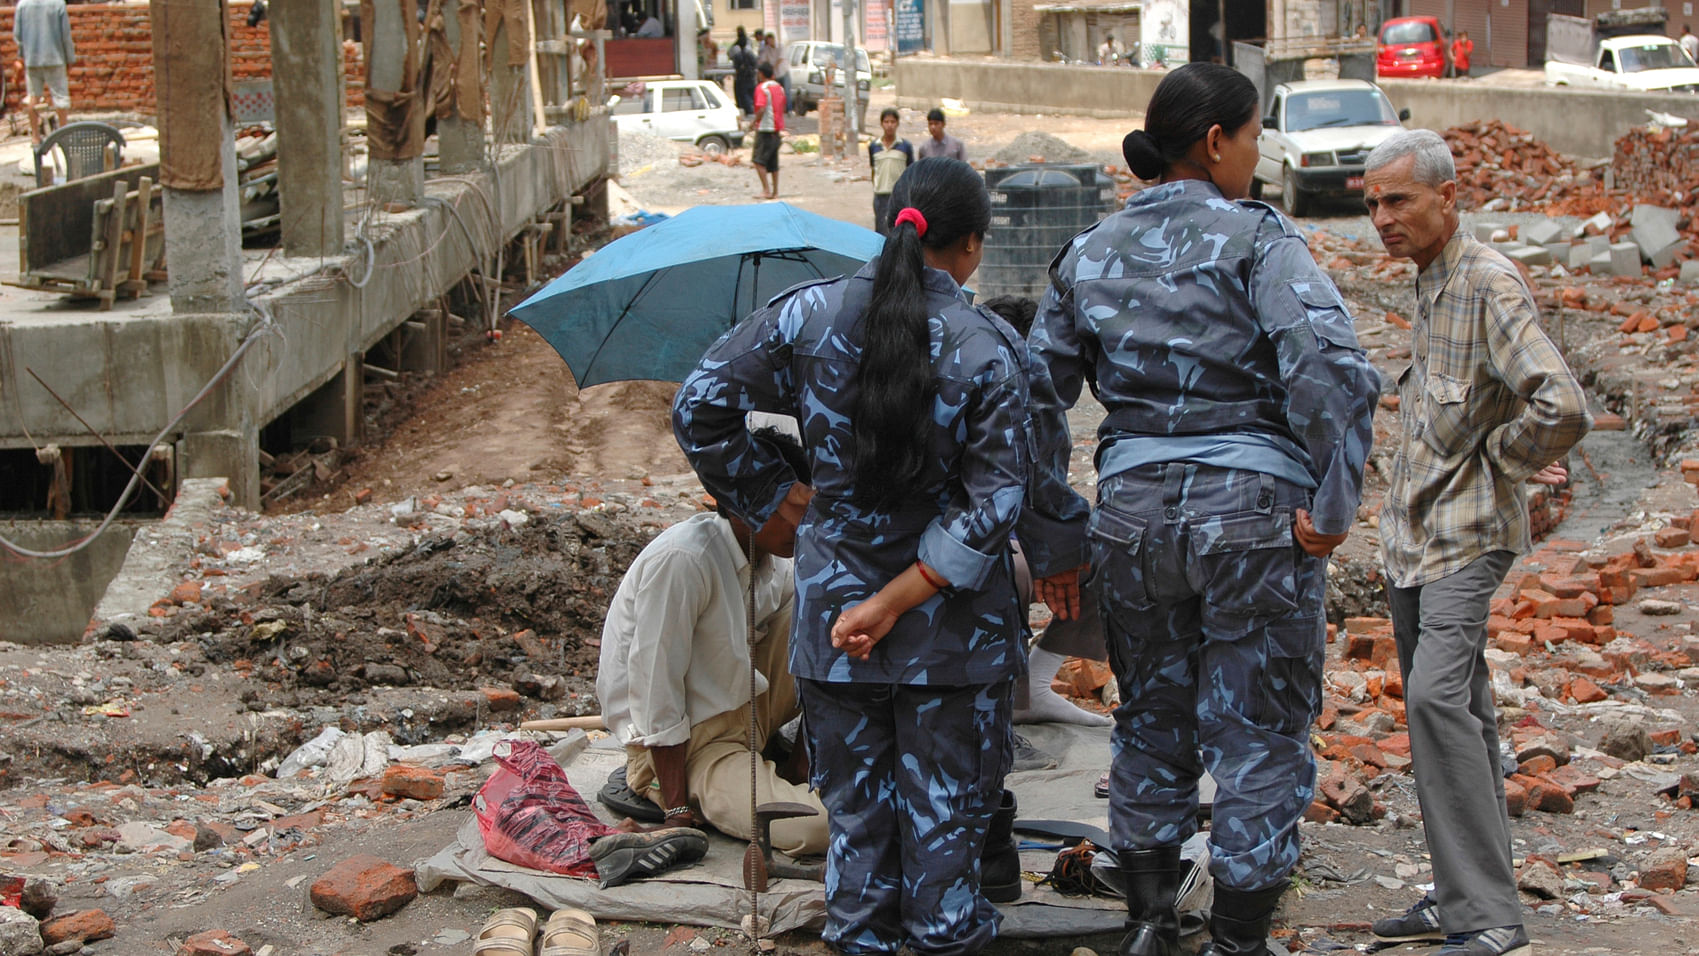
[32,121,126,188]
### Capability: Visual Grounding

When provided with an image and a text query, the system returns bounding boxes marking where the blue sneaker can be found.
[1436,924,1531,956]
[1370,892,1443,942]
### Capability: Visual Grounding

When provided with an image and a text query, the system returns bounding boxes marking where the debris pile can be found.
[1442,120,1593,213]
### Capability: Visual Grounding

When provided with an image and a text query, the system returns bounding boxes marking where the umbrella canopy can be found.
[511,202,884,388]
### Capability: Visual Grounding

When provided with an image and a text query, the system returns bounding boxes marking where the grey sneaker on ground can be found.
[1436,924,1531,956]
[1371,892,1444,942]
[589,827,708,888]
[1012,733,1058,772]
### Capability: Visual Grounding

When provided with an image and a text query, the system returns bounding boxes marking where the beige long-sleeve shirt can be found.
[1380,230,1592,588]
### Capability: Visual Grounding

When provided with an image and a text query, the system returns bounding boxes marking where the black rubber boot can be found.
[1197,883,1286,956]
[1117,846,1182,956]
[980,789,1021,903]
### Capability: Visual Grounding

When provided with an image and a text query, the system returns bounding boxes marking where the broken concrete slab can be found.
[1610,243,1642,276]
[1474,221,1508,242]
[1506,245,1554,267]
[1523,219,1564,246]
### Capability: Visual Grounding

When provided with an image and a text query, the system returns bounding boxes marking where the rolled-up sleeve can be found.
[622,551,707,748]
[1249,235,1382,536]
[918,365,1029,591]
[1482,281,1592,482]
[672,301,802,527]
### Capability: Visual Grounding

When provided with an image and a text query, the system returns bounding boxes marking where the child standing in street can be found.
[869,108,913,234]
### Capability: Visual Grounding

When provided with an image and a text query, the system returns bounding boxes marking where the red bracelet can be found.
[915,561,946,589]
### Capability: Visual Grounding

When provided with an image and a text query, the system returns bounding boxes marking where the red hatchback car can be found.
[1377,16,1448,78]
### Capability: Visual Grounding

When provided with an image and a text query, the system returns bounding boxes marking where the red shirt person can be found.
[1450,31,1473,76]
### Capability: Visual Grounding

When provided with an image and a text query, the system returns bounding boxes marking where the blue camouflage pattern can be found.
[1030,179,1380,537]
[1028,180,1379,894]
[673,258,1089,687]
[1094,463,1325,892]
[799,676,1013,955]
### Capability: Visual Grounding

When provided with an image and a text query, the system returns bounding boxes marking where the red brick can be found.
[480,686,522,712]
[1587,604,1614,626]
[1569,677,1608,703]
[1639,851,1688,892]
[1650,728,1683,747]
[380,765,445,801]
[1539,574,1598,598]
[1631,567,1687,588]
[1303,800,1339,824]
[1654,527,1692,549]
[169,580,204,605]
[1503,778,1528,817]
[1519,754,1558,776]
[1496,632,1535,655]
[1548,764,1602,795]
[40,910,117,946]
[180,930,255,955]
[309,855,418,922]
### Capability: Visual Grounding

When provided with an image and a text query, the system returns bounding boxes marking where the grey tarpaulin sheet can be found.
[417,721,1181,937]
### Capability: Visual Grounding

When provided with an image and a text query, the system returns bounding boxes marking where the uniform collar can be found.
[1126,178,1223,208]
[853,258,970,302]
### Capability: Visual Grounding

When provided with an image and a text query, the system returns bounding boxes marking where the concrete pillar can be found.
[490,16,534,144]
[149,0,244,314]
[177,427,260,512]
[294,355,364,448]
[439,0,487,172]
[270,0,346,257]
[368,0,425,205]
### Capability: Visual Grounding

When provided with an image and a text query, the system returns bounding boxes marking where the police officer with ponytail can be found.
[1028,63,1381,956]
[675,157,1088,955]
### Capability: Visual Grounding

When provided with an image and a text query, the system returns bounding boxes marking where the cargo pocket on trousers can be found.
[1254,619,1325,736]
[1196,510,1300,618]
[1087,503,1156,632]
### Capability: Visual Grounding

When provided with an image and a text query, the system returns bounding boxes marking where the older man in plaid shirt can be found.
[1361,129,1591,956]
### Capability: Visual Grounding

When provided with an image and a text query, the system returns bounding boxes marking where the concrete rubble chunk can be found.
[1517,859,1565,899]
[1522,219,1563,245]
[1473,222,1507,242]
[38,910,115,947]
[1680,260,1699,284]
[179,929,255,955]
[1639,599,1683,616]
[1599,722,1655,762]
[1504,245,1553,267]
[1608,243,1642,276]
[0,906,43,956]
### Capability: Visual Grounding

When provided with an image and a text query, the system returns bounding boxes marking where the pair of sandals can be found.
[474,907,601,956]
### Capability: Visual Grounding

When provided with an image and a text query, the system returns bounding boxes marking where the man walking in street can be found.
[1682,24,1698,63]
[916,107,966,161]
[1362,128,1591,956]
[14,0,76,145]
[750,62,785,200]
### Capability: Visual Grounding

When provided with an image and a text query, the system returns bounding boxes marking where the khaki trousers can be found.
[626,625,828,856]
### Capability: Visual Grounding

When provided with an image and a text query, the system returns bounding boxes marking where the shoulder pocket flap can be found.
[1291,281,1360,349]
[1087,504,1145,548]
[1197,510,1292,555]
[1425,372,1471,405]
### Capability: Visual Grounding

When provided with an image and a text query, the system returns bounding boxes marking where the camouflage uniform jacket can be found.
[1031,180,1380,536]
[673,260,1089,686]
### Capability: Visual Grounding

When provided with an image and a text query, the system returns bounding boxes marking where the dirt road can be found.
[5,92,1699,956]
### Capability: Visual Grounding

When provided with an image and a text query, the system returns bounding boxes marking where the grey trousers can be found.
[1388,549,1522,934]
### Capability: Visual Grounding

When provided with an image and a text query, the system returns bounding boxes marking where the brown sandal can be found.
[473,907,537,955]
[540,906,602,956]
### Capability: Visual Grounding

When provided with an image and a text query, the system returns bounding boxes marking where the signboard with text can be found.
[780,0,810,44]
[894,0,923,53]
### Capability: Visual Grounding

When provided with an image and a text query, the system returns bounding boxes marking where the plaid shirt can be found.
[1380,229,1592,588]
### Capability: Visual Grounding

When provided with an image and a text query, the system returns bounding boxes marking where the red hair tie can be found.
[893,207,928,237]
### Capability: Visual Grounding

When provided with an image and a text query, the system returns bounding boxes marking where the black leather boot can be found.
[1197,883,1286,956]
[980,789,1021,903]
[1117,846,1182,956]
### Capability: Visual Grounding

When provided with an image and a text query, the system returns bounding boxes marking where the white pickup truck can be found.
[1545,10,1699,93]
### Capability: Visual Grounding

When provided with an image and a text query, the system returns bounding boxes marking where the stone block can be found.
[1569,676,1608,703]
[1588,251,1614,274]
[1647,236,1686,269]
[39,910,116,947]
[1631,204,1681,262]
[1543,242,1573,264]
[1681,259,1699,284]
[1599,722,1653,762]
[1517,859,1565,899]
[1504,244,1552,266]
[1522,218,1563,245]
[1473,221,1507,242]
[1582,233,1612,255]
[1609,242,1642,276]
[1318,767,1374,824]
[309,855,417,922]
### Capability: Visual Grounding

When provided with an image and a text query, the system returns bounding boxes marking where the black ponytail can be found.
[852,157,989,508]
[1121,62,1260,181]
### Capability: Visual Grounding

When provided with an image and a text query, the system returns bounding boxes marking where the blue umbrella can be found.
[511,202,884,387]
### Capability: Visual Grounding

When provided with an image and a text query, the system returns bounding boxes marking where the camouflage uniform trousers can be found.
[1089,462,1326,893]
[797,677,1013,955]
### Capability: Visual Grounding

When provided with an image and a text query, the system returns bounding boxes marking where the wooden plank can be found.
[127,177,154,288]
[99,180,126,309]
[18,163,161,272]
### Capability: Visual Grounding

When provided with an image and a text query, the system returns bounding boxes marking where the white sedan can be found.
[1252,79,1410,217]
[611,79,745,156]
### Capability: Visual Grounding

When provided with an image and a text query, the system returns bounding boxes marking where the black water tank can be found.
[977,163,1118,300]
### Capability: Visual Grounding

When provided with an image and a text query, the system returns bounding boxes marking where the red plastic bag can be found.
[474,739,615,877]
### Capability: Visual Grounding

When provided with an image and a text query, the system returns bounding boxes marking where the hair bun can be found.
[1122,129,1163,181]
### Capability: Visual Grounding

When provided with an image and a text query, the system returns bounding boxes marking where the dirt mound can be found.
[991,130,1092,166]
[149,510,658,706]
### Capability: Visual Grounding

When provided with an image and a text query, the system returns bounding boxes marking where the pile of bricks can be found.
[0,2,366,117]
[1305,518,1699,827]
[1612,124,1699,209]
[1442,120,1594,213]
